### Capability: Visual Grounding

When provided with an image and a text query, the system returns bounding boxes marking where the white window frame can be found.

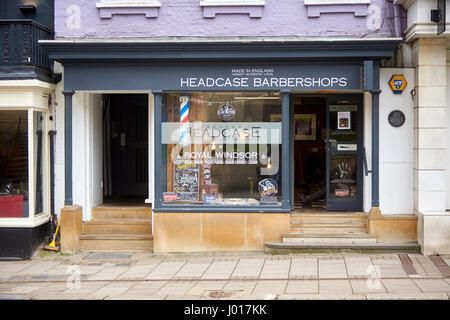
[200,0,265,18]
[0,108,50,228]
[96,0,161,8]
[200,0,265,6]
[304,0,370,4]
[96,0,161,19]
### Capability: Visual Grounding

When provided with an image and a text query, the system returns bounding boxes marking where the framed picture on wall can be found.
[294,114,316,140]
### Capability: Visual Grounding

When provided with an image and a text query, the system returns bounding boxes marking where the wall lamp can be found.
[18,5,37,13]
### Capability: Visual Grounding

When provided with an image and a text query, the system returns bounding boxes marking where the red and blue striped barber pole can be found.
[180,96,190,146]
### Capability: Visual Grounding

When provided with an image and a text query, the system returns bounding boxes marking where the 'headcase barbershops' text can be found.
[180,77,348,88]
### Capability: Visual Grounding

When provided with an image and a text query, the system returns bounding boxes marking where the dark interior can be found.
[293,96,327,209]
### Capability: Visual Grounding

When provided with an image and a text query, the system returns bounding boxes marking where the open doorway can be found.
[293,96,327,210]
[102,94,149,206]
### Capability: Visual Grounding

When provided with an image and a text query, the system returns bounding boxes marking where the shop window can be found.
[96,0,161,19]
[161,92,282,207]
[200,0,265,18]
[0,111,29,218]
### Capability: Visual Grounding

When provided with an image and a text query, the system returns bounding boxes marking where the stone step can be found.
[291,213,367,224]
[92,206,152,220]
[264,241,421,254]
[282,232,377,245]
[80,234,153,251]
[290,222,368,234]
[82,219,152,235]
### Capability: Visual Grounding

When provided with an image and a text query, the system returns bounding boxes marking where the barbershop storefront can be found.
[42,39,403,253]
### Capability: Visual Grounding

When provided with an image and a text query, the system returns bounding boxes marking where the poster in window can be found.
[173,163,199,201]
[338,111,351,130]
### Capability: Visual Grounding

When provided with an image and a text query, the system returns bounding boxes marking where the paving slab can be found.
[346,261,374,278]
[285,280,319,294]
[279,294,366,300]
[201,259,238,280]
[186,280,227,296]
[86,267,129,281]
[382,279,421,294]
[319,280,353,294]
[7,282,52,294]
[412,279,450,293]
[118,265,156,280]
[0,294,29,300]
[85,252,135,260]
[14,261,63,276]
[350,279,386,294]
[289,258,318,279]
[318,259,347,279]
[80,265,105,276]
[152,281,198,298]
[89,281,137,298]
[145,261,186,280]
[259,259,291,279]
[250,280,287,297]
[222,280,258,297]
[62,281,110,295]
[173,259,212,279]
[230,258,265,279]
[367,293,449,300]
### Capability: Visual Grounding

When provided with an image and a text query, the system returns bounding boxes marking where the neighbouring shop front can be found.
[41,39,400,252]
[0,80,55,259]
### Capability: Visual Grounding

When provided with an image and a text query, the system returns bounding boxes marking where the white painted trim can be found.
[148,92,155,206]
[28,109,35,219]
[0,213,50,228]
[96,0,161,8]
[200,0,265,6]
[304,0,370,4]
[0,79,56,90]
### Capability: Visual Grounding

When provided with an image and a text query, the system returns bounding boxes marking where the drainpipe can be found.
[48,130,57,235]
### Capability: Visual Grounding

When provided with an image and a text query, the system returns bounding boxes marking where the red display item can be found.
[0,195,24,218]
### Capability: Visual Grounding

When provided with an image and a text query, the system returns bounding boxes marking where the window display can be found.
[0,111,29,218]
[161,92,282,207]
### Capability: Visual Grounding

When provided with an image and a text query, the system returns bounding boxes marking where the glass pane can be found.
[34,111,45,215]
[0,110,29,218]
[162,92,282,206]
[329,155,357,200]
[328,99,358,201]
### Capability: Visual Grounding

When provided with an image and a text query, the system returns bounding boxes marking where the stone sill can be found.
[96,1,161,19]
[304,0,370,4]
[200,1,265,18]
[200,0,265,6]
[304,0,370,18]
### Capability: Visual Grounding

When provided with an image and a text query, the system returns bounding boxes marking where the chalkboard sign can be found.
[173,163,199,201]
[388,110,405,127]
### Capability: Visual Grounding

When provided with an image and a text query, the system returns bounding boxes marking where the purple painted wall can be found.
[56,0,399,39]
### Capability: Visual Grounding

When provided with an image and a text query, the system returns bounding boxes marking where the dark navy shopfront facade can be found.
[41,39,399,216]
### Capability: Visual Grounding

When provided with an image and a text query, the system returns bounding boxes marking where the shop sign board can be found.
[66,64,363,91]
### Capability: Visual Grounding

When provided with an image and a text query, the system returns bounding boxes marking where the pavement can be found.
[1,250,450,300]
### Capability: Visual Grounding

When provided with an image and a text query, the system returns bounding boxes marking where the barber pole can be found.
[180,96,190,146]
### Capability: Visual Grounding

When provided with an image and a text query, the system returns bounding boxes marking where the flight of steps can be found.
[265,212,421,254]
[80,206,153,252]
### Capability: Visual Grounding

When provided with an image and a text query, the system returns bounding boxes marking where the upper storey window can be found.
[200,1,265,18]
[96,0,161,19]
[304,0,371,18]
